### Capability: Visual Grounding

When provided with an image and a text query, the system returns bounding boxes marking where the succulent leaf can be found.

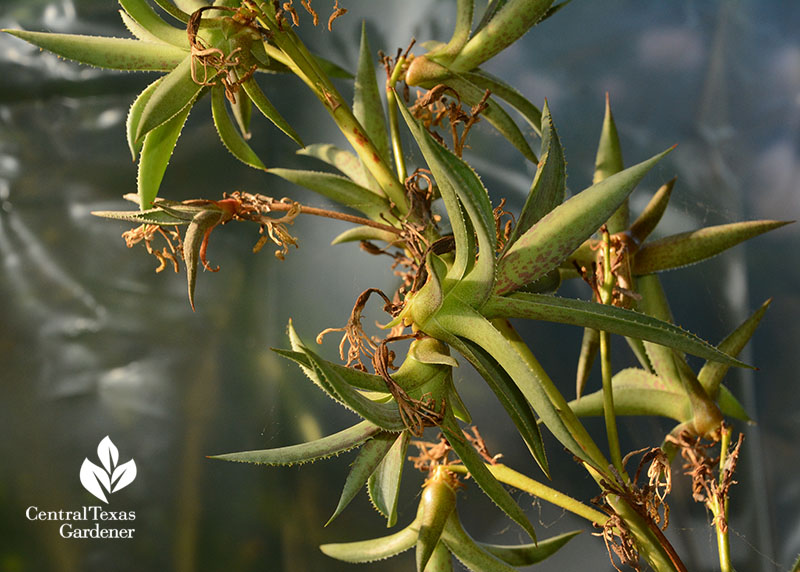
[135,54,202,142]
[440,511,518,572]
[633,220,791,275]
[211,85,267,170]
[297,144,366,186]
[503,100,565,251]
[461,69,542,134]
[242,77,304,147]
[482,292,750,368]
[594,93,627,232]
[137,91,196,209]
[119,0,188,48]
[354,24,390,189]
[367,431,410,526]
[320,516,420,563]
[2,29,187,71]
[417,468,457,571]
[495,147,673,295]
[327,431,399,526]
[479,530,582,566]
[454,336,548,476]
[209,419,383,465]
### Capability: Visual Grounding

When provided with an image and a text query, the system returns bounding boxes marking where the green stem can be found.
[386,57,408,180]
[252,2,409,212]
[714,425,733,572]
[599,230,625,478]
[448,463,608,526]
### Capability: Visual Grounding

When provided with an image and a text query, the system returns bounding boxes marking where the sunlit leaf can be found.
[209,419,383,465]
[2,29,187,71]
[327,431,399,526]
[367,431,410,526]
[138,92,195,209]
[504,100,565,251]
[135,54,202,141]
[479,530,582,566]
[440,511,518,572]
[633,220,791,275]
[297,144,366,186]
[494,147,673,295]
[211,85,267,170]
[320,516,420,563]
[242,77,304,147]
[119,0,188,47]
[482,292,750,368]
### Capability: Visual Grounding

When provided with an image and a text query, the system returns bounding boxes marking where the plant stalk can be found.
[714,425,733,572]
[448,463,609,526]
[386,56,409,180]
[599,229,625,478]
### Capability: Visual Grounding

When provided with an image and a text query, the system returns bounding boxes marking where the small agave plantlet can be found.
[6,0,792,569]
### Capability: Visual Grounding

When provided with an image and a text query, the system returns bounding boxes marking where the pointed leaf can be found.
[327,431,399,526]
[569,368,691,422]
[441,512,518,572]
[594,93,627,232]
[636,273,682,382]
[183,208,224,311]
[482,292,751,368]
[2,30,187,71]
[91,207,195,225]
[297,143,366,186]
[479,530,581,566]
[717,385,752,423]
[434,302,598,465]
[241,77,304,147]
[629,177,675,244]
[698,298,771,397]
[152,0,190,22]
[575,327,599,399]
[119,0,188,47]
[127,79,162,161]
[138,92,195,208]
[368,431,410,526]
[331,225,399,245]
[633,220,791,275]
[304,345,407,431]
[440,413,537,542]
[320,518,420,563]
[135,54,202,141]
[285,320,344,401]
[230,88,252,139]
[210,420,383,465]
[454,336,548,476]
[504,100,565,251]
[354,24,390,179]
[495,147,673,295]
[211,85,267,170]
[273,348,387,393]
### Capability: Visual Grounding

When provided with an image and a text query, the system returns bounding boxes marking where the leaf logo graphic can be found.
[79,436,137,503]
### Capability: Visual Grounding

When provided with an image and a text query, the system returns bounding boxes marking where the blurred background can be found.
[0,1,798,570]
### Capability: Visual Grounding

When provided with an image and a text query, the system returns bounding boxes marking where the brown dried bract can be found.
[188,6,258,103]
[411,85,491,158]
[327,0,347,31]
[122,224,181,274]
